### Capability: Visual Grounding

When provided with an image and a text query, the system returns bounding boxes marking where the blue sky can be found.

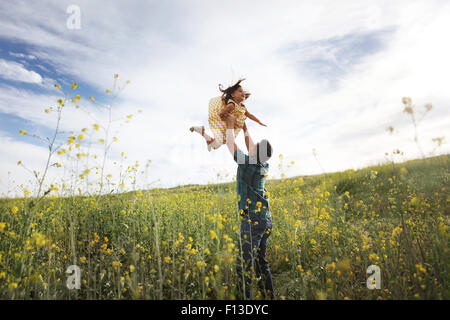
[0,0,449,197]
[281,27,396,89]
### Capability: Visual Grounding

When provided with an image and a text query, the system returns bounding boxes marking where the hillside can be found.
[0,154,448,299]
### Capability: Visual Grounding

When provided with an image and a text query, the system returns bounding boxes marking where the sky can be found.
[0,0,449,197]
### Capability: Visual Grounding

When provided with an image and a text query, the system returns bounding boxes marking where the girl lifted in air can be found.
[190,78,267,151]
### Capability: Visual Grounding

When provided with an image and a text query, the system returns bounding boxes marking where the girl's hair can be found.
[219,78,247,105]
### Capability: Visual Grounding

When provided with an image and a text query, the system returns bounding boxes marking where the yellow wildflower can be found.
[210,230,218,240]
[9,282,18,290]
[112,261,121,270]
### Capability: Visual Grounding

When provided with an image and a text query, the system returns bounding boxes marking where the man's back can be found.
[233,149,270,217]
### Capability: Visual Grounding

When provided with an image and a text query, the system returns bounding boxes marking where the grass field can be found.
[0,154,448,299]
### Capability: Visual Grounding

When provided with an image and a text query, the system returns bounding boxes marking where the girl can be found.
[190,78,267,151]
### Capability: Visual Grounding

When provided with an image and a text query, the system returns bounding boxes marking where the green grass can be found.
[0,154,448,299]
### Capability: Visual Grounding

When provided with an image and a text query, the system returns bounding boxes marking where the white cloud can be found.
[0,58,42,83]
[8,51,36,60]
[0,134,50,197]
[0,0,449,196]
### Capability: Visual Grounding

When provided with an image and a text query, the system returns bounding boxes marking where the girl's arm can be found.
[245,110,267,127]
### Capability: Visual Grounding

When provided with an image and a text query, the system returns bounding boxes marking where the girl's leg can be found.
[209,139,222,150]
[203,133,215,144]
[190,126,225,151]
[190,126,213,142]
[190,126,222,151]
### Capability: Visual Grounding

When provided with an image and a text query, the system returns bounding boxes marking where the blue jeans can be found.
[236,209,274,300]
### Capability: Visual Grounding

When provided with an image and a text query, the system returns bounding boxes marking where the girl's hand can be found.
[225,113,236,124]
[259,121,267,127]
[220,103,235,121]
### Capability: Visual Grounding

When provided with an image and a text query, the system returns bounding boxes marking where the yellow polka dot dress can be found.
[208,97,247,146]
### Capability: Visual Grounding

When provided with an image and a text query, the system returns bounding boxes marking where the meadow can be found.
[0,153,448,299]
[0,78,448,300]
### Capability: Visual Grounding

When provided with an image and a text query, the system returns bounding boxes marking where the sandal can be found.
[189,125,205,135]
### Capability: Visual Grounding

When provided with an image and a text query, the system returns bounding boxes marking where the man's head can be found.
[256,139,273,164]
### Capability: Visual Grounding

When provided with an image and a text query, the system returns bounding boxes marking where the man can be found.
[224,113,274,300]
